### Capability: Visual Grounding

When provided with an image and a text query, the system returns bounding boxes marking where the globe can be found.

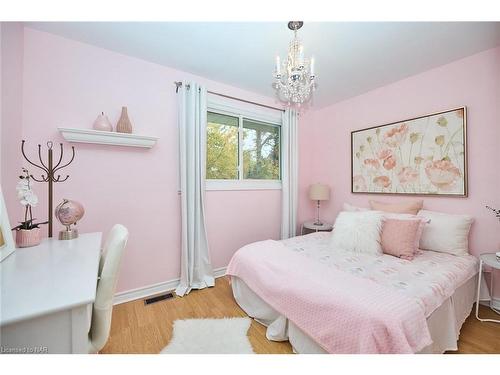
[55,199,85,240]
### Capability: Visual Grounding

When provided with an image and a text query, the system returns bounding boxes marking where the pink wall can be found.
[0,22,4,180]
[1,23,24,218]
[0,25,2,177]
[5,26,499,297]
[8,27,282,293]
[298,47,500,293]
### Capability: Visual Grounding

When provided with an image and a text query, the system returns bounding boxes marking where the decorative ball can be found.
[55,199,85,227]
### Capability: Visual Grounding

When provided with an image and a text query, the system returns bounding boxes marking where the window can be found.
[206,112,239,180]
[242,119,280,180]
[206,107,281,190]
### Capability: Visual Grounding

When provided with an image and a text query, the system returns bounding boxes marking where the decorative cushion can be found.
[381,219,422,260]
[330,211,385,255]
[342,202,369,212]
[383,213,430,252]
[417,210,473,256]
[369,200,424,215]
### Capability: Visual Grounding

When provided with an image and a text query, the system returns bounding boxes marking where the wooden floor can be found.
[101,277,500,354]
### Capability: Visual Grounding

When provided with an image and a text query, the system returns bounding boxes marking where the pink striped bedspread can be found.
[226,239,433,354]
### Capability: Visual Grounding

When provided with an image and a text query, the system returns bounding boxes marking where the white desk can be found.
[0,232,102,353]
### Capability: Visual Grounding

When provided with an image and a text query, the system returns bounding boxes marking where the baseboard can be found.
[491,297,500,310]
[113,266,227,305]
[479,297,500,310]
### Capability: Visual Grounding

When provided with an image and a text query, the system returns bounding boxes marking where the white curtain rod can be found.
[174,81,285,113]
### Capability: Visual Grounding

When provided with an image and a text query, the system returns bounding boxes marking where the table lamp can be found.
[309,183,330,226]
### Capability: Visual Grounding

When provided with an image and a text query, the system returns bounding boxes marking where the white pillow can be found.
[331,211,385,255]
[417,209,473,255]
[342,202,369,212]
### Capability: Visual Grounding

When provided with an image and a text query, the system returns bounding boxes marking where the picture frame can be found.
[351,107,467,197]
[0,187,16,262]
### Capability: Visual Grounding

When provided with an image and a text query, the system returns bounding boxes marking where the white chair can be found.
[88,224,129,353]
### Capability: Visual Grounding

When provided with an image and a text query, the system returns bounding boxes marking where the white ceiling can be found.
[27,22,500,108]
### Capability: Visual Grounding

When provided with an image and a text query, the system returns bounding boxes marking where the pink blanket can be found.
[226,240,433,354]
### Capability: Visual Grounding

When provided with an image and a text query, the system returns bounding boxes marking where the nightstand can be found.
[475,253,500,324]
[301,221,333,235]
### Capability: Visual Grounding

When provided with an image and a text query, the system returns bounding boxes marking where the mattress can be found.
[231,232,486,353]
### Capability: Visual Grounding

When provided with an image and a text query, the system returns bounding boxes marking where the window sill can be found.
[205,180,282,191]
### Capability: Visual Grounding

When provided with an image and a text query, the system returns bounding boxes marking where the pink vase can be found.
[15,228,42,248]
[93,112,113,132]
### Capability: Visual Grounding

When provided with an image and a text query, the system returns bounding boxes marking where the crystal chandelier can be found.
[273,21,316,106]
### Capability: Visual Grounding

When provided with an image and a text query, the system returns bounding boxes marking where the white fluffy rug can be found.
[160,317,255,354]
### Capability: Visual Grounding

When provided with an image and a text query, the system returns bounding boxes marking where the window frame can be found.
[206,100,282,191]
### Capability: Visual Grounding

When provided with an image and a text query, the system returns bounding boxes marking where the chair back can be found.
[88,224,129,353]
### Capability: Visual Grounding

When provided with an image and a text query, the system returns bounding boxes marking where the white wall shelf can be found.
[58,127,159,149]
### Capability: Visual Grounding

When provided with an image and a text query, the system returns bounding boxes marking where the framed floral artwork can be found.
[351,107,467,196]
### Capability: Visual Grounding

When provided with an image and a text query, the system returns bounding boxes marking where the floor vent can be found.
[144,292,174,305]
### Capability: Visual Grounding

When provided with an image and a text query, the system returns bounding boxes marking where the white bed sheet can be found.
[230,233,489,354]
[281,233,479,317]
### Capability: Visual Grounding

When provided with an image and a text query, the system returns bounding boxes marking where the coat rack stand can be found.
[21,140,75,237]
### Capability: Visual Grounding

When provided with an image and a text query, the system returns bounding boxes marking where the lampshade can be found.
[309,184,330,201]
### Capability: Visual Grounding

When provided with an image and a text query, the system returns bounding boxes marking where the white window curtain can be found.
[281,108,299,239]
[176,81,215,297]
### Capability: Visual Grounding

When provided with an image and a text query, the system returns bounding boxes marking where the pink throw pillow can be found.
[381,218,422,260]
[369,200,423,215]
[383,213,429,252]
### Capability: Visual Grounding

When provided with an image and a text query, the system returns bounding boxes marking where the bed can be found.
[227,232,488,354]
